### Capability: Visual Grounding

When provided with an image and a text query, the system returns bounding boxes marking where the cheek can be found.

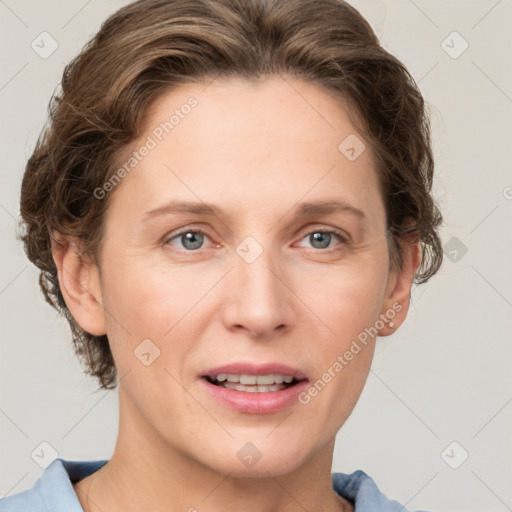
[101,257,196,332]
[98,255,218,382]
[97,261,173,371]
[294,255,389,337]
[290,251,389,394]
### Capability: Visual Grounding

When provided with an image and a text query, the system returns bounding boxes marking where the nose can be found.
[221,245,296,339]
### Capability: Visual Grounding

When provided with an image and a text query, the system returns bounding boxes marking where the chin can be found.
[196,437,311,478]
[213,456,305,479]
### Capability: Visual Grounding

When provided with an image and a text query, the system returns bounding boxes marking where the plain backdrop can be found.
[1,1,511,511]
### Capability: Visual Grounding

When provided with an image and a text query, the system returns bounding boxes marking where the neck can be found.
[74,389,352,512]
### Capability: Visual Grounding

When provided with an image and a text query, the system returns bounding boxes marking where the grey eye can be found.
[168,230,207,251]
[308,232,333,249]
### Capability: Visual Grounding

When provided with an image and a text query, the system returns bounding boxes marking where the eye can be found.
[164,227,348,252]
[296,228,347,250]
[164,229,211,251]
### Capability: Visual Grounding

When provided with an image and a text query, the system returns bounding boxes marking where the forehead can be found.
[106,75,385,230]
[144,75,363,149]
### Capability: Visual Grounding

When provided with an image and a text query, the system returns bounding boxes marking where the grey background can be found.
[1,1,511,510]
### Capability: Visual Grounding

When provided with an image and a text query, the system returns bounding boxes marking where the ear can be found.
[378,234,422,336]
[51,232,107,336]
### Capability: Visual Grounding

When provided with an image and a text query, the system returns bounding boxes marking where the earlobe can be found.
[378,238,422,336]
[51,233,107,336]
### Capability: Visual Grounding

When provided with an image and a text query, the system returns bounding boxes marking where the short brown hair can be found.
[19,0,443,390]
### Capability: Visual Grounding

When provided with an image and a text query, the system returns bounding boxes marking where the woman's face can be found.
[81,76,411,476]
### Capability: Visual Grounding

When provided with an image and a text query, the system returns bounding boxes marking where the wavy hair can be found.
[20,0,443,390]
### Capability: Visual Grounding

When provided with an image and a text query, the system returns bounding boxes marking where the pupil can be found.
[182,232,203,250]
[311,232,330,249]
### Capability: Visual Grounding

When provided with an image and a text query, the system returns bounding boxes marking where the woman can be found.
[1,0,442,510]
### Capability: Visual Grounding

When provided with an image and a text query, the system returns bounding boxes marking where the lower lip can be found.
[199,378,309,414]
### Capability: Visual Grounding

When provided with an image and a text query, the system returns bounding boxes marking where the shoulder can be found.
[332,470,431,512]
[0,458,108,512]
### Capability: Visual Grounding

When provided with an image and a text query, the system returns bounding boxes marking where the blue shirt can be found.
[0,458,429,511]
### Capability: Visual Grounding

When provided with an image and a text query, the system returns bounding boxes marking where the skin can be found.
[53,75,421,512]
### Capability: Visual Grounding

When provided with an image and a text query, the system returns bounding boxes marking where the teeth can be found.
[256,375,275,385]
[222,381,287,393]
[214,373,295,385]
[240,375,257,385]
[208,373,300,392]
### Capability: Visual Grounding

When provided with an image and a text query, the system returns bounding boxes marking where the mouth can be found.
[203,373,304,393]
[199,363,309,414]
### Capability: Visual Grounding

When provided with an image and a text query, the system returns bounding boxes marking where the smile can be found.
[205,373,298,392]
[199,363,309,414]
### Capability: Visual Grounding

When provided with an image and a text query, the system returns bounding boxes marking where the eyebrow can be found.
[142,199,366,222]
[143,201,224,221]
[295,200,366,219]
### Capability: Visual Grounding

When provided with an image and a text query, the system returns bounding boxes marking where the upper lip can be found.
[200,362,308,381]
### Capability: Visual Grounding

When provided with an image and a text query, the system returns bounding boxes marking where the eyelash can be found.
[163,226,349,252]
